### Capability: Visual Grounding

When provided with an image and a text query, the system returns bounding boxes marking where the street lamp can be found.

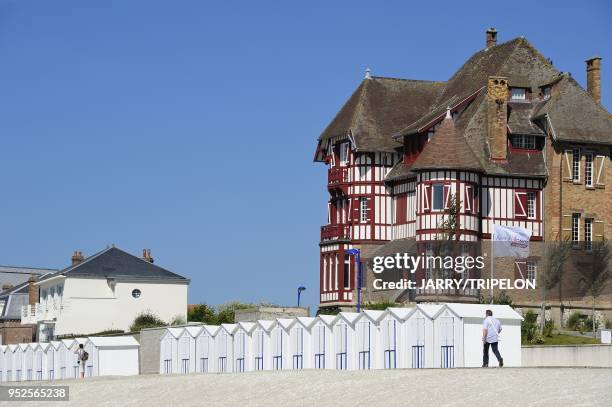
[346,248,362,312]
[297,286,306,307]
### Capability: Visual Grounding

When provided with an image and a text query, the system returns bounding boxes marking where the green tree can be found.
[188,303,217,324]
[576,239,611,336]
[216,301,254,324]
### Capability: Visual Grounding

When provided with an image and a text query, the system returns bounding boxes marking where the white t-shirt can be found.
[483,316,502,343]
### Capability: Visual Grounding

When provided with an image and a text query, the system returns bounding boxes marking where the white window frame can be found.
[339,142,349,167]
[585,218,593,251]
[585,152,594,188]
[359,197,368,223]
[572,213,580,246]
[511,88,526,100]
[572,148,580,182]
[526,261,537,281]
[511,134,536,150]
[527,191,536,219]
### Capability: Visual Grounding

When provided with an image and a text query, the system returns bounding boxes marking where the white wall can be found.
[98,348,139,376]
[50,278,187,336]
[462,318,521,367]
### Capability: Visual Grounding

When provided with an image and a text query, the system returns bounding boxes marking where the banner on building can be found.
[492,224,532,258]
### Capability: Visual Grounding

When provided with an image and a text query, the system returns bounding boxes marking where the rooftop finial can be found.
[365,68,371,79]
[446,107,452,119]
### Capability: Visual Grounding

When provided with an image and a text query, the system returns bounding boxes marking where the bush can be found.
[566,311,591,332]
[188,303,217,324]
[169,315,186,326]
[129,311,166,332]
[543,320,554,337]
[363,301,398,310]
[530,331,545,344]
[521,310,539,343]
[479,290,513,306]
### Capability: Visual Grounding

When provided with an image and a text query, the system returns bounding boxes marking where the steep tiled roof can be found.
[507,102,546,135]
[411,112,482,172]
[318,77,445,152]
[533,75,612,144]
[38,247,188,282]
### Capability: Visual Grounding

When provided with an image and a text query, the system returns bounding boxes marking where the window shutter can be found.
[561,214,572,241]
[353,198,360,220]
[367,197,373,222]
[423,185,430,212]
[593,220,605,242]
[514,261,526,280]
[595,155,606,188]
[562,150,573,182]
[443,185,452,209]
[514,192,527,218]
[464,186,472,212]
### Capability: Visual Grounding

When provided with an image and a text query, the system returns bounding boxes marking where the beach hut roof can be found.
[87,336,139,348]
[49,341,62,350]
[36,342,52,350]
[416,304,445,319]
[316,315,336,327]
[164,327,185,339]
[19,343,30,350]
[184,326,204,337]
[220,323,238,334]
[275,318,295,330]
[201,325,221,336]
[444,303,523,321]
[361,310,386,322]
[256,320,275,332]
[8,344,19,352]
[295,317,316,328]
[237,322,256,333]
[336,312,360,326]
[386,307,415,320]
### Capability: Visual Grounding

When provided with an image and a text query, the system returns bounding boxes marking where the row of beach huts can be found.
[152,303,522,374]
[0,303,522,381]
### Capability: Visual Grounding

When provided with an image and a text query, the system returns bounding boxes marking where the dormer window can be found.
[510,88,526,100]
[510,134,536,150]
[542,86,551,99]
[339,142,349,166]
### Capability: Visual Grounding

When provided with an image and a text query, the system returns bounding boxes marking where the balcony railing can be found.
[21,299,64,324]
[328,167,348,188]
[415,287,480,298]
[321,224,351,241]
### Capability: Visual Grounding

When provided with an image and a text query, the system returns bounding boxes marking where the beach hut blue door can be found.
[254,331,264,371]
[357,321,371,370]
[178,335,190,374]
[272,327,283,370]
[291,326,304,369]
[440,317,454,368]
[235,332,246,372]
[412,317,425,368]
[382,319,397,369]
[335,323,348,370]
[314,325,326,369]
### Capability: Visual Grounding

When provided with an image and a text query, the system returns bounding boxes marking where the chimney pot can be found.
[586,56,601,104]
[71,250,84,266]
[364,68,372,79]
[486,28,498,48]
[142,249,154,263]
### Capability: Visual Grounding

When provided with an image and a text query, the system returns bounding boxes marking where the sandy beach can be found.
[3,367,611,407]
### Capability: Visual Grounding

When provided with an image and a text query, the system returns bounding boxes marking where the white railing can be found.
[21,299,65,324]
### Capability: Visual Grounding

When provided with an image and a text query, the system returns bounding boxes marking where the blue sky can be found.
[0,0,610,312]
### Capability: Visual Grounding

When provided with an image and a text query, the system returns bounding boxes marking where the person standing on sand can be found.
[74,343,87,378]
[482,309,503,367]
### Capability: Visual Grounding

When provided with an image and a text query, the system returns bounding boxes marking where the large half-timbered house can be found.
[314,29,612,313]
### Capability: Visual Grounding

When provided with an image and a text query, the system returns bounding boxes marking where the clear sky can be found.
[1,0,610,312]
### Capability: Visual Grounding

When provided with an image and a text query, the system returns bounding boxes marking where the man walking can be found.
[482,309,503,367]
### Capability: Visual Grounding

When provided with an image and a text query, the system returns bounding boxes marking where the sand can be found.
[3,368,612,407]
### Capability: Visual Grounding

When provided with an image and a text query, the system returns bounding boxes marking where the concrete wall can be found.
[235,307,309,322]
[522,344,612,367]
[138,327,167,374]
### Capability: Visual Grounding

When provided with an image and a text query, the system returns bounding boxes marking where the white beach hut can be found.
[85,336,140,376]
[431,305,462,368]
[195,325,219,373]
[47,341,62,380]
[61,338,87,379]
[23,343,35,380]
[289,317,314,370]
[333,312,359,370]
[215,324,236,373]
[160,327,183,374]
[311,315,334,369]
[405,304,443,368]
[443,303,523,367]
[14,343,26,381]
[35,342,53,380]
[0,345,5,381]
[379,307,414,369]
[354,310,385,370]
[252,320,274,371]
[5,344,18,381]
[270,319,293,371]
[235,322,256,373]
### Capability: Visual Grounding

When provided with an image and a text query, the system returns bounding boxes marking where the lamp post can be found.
[297,286,306,307]
[346,248,362,312]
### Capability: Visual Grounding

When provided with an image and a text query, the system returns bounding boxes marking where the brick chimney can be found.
[487,76,509,161]
[71,250,84,266]
[586,56,601,104]
[28,275,38,306]
[2,283,13,292]
[486,28,497,48]
[142,249,154,263]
